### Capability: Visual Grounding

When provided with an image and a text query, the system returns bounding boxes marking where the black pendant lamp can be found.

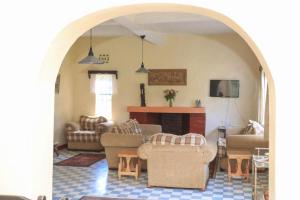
[79,29,104,64]
[136,35,149,73]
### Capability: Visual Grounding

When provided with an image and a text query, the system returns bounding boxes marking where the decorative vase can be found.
[195,99,201,107]
[169,99,173,107]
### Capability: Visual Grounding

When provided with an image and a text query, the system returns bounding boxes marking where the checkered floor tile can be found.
[53,150,268,200]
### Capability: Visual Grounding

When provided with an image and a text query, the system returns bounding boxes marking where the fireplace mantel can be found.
[127,106,206,135]
[127,106,205,114]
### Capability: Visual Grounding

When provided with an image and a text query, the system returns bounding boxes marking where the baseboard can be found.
[57,143,67,150]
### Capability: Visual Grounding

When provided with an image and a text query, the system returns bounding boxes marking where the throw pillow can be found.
[150,133,206,146]
[126,119,142,134]
[110,120,142,134]
[241,120,264,135]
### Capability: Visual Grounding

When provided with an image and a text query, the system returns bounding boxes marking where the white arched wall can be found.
[39,4,275,200]
[5,1,296,200]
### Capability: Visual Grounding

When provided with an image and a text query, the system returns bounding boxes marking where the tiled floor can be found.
[53,150,268,200]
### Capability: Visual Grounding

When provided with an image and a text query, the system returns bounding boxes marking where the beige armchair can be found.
[138,140,217,190]
[100,124,162,169]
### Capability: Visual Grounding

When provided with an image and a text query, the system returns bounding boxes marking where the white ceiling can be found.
[83,12,234,37]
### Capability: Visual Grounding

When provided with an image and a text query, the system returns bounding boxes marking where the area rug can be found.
[55,153,105,167]
[80,197,139,200]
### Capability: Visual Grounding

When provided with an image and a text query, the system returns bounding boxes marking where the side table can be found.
[227,150,252,182]
[118,150,141,180]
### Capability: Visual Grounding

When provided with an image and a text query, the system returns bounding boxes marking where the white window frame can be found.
[258,67,268,126]
[93,74,116,120]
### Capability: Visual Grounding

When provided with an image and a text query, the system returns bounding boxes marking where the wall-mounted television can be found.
[210,80,239,98]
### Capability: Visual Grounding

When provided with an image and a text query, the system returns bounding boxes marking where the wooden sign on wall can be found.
[148,69,187,85]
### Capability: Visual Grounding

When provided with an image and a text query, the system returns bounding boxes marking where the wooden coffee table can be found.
[227,150,251,182]
[118,150,141,180]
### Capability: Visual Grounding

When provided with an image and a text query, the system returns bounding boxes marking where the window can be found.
[94,74,116,120]
[258,67,268,125]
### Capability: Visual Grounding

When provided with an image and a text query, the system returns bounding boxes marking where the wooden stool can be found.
[118,150,141,180]
[227,150,251,182]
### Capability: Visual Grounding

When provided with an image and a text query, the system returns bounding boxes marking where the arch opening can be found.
[41,4,275,199]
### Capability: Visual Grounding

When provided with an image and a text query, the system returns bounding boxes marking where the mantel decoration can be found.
[164,89,178,107]
[148,69,187,85]
[195,99,201,107]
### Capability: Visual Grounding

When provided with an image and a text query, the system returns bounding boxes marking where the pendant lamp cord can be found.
[141,36,144,63]
[90,29,92,47]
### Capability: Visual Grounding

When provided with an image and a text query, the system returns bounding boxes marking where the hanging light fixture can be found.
[78,29,104,64]
[136,35,149,73]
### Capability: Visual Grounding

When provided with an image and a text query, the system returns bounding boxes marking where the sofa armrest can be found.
[203,140,217,163]
[65,122,80,133]
[101,132,143,147]
[140,124,162,137]
[138,143,153,160]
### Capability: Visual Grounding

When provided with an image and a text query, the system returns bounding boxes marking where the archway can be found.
[40,3,275,199]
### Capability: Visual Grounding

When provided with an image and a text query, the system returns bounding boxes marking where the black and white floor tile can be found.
[53,150,268,200]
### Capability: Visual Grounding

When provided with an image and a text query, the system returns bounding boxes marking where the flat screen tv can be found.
[210,80,239,98]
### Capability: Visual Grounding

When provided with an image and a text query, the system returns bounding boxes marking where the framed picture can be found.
[148,69,187,85]
[55,74,60,94]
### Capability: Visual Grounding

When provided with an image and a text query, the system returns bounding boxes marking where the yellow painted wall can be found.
[53,52,74,145]
[57,33,260,138]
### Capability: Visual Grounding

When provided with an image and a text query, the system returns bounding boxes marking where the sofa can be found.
[100,124,162,169]
[138,135,217,190]
[219,127,269,170]
[227,135,268,153]
[65,115,113,151]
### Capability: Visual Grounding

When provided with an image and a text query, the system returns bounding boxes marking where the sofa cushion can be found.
[79,115,107,131]
[150,133,206,146]
[241,120,264,135]
[67,130,100,143]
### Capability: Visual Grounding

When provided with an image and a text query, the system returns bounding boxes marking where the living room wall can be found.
[56,33,259,138]
[53,53,74,145]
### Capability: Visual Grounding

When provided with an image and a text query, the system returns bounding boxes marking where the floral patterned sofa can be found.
[65,115,113,151]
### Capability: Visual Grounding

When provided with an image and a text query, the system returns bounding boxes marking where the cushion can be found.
[110,120,142,135]
[79,115,107,130]
[126,119,142,134]
[67,130,100,143]
[241,120,264,135]
[150,133,206,146]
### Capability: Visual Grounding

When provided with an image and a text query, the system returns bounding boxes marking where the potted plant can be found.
[164,89,178,107]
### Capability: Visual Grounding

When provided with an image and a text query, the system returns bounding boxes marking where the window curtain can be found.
[90,74,117,94]
[258,66,268,125]
[93,74,117,120]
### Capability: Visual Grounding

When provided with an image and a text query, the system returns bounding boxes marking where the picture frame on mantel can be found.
[148,69,187,85]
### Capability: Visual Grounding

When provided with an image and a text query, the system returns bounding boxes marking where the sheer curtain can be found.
[90,74,117,120]
[258,66,268,125]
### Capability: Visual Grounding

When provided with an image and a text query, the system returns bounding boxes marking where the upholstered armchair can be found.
[65,115,113,151]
